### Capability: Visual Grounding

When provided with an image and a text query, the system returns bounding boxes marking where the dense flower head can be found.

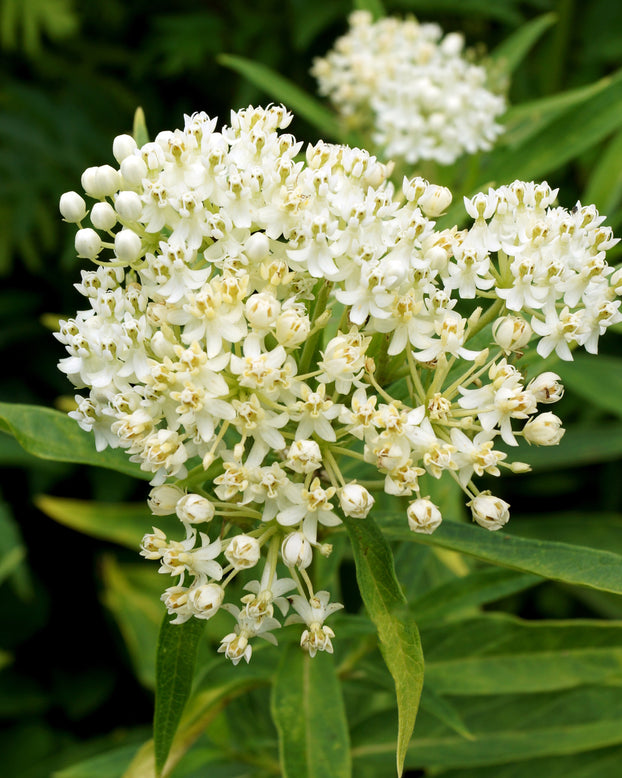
[57,105,621,662]
[312,10,506,165]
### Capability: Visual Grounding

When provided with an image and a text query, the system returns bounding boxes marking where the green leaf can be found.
[35,496,180,549]
[583,128,622,216]
[420,687,473,740]
[271,645,351,778]
[344,515,424,776]
[411,567,541,625]
[0,402,148,479]
[555,353,622,419]
[482,68,622,183]
[53,743,143,778]
[132,107,149,147]
[490,13,557,74]
[423,614,622,695]
[510,512,622,555]
[351,686,622,770]
[381,518,622,594]
[353,0,385,20]
[511,423,622,470]
[0,500,27,588]
[217,54,344,140]
[392,0,523,25]
[154,615,206,776]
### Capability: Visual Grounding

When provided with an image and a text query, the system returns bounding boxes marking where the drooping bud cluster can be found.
[57,105,620,663]
[312,10,505,165]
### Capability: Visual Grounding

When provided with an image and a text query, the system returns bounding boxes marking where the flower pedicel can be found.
[57,105,621,663]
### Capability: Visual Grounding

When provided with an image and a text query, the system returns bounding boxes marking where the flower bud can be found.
[407,498,442,534]
[112,134,137,164]
[527,372,564,404]
[281,531,313,569]
[244,232,270,261]
[75,228,102,259]
[148,484,185,515]
[225,534,261,569]
[81,165,120,199]
[286,439,323,474]
[418,185,452,217]
[188,583,224,619]
[140,527,168,559]
[339,483,374,518]
[59,191,87,223]
[114,190,143,221]
[275,309,310,346]
[90,201,117,231]
[523,412,564,446]
[245,292,281,329]
[176,493,215,524]
[492,315,532,352]
[120,155,147,186]
[469,493,510,531]
[114,229,142,262]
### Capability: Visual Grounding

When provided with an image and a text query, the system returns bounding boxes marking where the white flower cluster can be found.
[57,105,620,663]
[312,10,506,165]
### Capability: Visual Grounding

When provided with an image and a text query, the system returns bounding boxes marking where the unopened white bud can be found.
[509,461,531,473]
[523,412,564,446]
[90,201,117,231]
[114,229,142,262]
[188,583,224,619]
[275,309,310,346]
[245,292,281,329]
[112,134,138,164]
[148,484,185,515]
[469,493,510,531]
[286,439,323,474]
[281,531,313,569]
[75,228,102,259]
[114,190,143,221]
[225,534,261,569]
[59,191,87,223]
[244,232,270,261]
[140,527,168,559]
[527,372,564,404]
[418,185,452,217]
[492,315,532,352]
[407,498,442,534]
[120,155,147,186]
[81,165,120,199]
[176,493,215,524]
[339,483,374,518]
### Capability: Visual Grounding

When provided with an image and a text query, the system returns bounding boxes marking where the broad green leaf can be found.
[271,645,351,778]
[490,13,557,74]
[154,615,206,776]
[0,402,148,479]
[411,567,541,625]
[584,128,622,215]
[101,557,163,689]
[217,54,344,140]
[123,658,273,778]
[353,0,385,20]
[422,614,622,694]
[351,685,622,771]
[555,353,622,418]
[381,517,622,594]
[420,687,473,740]
[53,743,143,778]
[344,515,424,776]
[510,512,622,555]
[437,743,622,778]
[35,496,180,549]
[481,68,622,184]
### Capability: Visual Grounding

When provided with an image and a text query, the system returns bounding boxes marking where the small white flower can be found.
[281,531,314,569]
[188,583,224,619]
[469,493,510,531]
[339,483,374,518]
[407,498,442,534]
[523,412,564,446]
[176,493,215,524]
[225,534,261,569]
[59,191,87,223]
[148,484,185,515]
[287,591,344,658]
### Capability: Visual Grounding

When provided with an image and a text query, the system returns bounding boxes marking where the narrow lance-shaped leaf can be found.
[271,644,351,778]
[489,12,557,75]
[344,515,424,777]
[0,402,148,479]
[217,54,344,140]
[153,615,205,776]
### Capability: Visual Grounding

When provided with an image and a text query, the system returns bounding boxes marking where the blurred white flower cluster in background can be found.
[56,104,621,664]
[312,10,506,165]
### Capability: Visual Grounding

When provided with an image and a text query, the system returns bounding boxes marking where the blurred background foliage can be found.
[2,0,622,776]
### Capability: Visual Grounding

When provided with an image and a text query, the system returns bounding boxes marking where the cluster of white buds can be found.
[312,10,505,165]
[57,105,620,662]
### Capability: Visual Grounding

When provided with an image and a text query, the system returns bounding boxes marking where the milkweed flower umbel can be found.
[312,10,506,165]
[57,105,621,662]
